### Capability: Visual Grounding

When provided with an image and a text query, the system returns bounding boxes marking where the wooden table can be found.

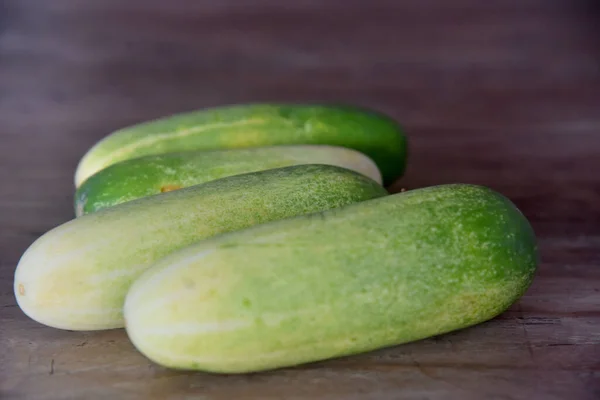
[1,1,599,399]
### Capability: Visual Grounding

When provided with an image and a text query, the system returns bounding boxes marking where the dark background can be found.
[1,1,599,399]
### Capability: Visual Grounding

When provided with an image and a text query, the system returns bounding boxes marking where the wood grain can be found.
[1,0,599,399]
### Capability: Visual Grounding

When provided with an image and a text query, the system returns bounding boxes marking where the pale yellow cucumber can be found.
[14,165,388,331]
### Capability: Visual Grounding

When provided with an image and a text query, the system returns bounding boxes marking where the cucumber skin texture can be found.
[75,145,383,216]
[124,184,538,374]
[14,165,388,331]
[74,103,407,187]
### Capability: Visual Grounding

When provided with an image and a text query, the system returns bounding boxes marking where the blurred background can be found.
[1,1,599,399]
[1,1,598,225]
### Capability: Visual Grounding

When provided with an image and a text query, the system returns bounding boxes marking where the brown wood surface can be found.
[1,1,599,399]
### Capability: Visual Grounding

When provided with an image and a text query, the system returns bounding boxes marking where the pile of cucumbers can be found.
[14,103,538,374]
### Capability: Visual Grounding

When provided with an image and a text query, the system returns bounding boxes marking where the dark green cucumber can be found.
[74,103,407,186]
[74,145,382,216]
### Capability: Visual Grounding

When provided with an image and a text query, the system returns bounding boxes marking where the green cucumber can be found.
[14,165,387,331]
[124,184,538,373]
[74,103,407,187]
[75,145,382,216]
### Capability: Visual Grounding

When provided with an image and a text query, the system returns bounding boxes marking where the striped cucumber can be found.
[124,184,538,373]
[14,165,387,331]
[74,103,407,186]
[75,145,382,216]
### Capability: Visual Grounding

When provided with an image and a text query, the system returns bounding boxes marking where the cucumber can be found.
[74,103,407,187]
[75,145,382,216]
[14,165,387,331]
[124,184,538,373]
